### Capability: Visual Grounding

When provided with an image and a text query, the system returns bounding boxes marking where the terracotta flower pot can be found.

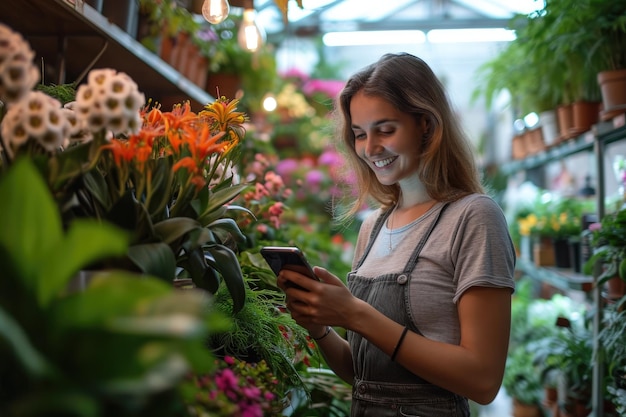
[598,69,626,121]
[512,399,543,417]
[556,103,574,142]
[570,100,601,137]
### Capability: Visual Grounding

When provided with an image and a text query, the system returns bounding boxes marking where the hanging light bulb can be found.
[202,0,230,24]
[237,8,265,52]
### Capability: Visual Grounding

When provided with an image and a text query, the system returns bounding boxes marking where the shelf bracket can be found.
[75,38,109,85]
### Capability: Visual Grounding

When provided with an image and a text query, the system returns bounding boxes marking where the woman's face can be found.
[350,91,428,187]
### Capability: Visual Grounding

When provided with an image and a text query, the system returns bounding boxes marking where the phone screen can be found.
[260,246,318,281]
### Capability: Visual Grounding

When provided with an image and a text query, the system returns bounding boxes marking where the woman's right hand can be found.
[277,266,356,331]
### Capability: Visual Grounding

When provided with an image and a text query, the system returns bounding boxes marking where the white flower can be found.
[0,91,69,157]
[0,23,40,104]
[75,68,145,136]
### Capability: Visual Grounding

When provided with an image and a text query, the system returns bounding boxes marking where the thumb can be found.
[312,266,343,286]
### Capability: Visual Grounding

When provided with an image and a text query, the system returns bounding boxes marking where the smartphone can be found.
[260,246,319,288]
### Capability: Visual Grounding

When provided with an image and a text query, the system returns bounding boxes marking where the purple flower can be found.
[275,158,299,177]
[318,148,343,167]
[305,169,324,185]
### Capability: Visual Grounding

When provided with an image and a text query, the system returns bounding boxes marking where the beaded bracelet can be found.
[390,326,409,361]
[311,326,331,341]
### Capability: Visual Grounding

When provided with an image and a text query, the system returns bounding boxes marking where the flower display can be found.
[184,356,285,417]
[0,21,251,313]
[515,193,593,240]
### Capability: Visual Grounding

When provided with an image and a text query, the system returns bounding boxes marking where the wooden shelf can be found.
[516,258,594,293]
[0,0,213,110]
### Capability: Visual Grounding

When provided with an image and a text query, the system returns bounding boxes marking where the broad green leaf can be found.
[184,227,216,250]
[37,220,129,306]
[183,249,221,294]
[197,184,248,225]
[106,190,141,232]
[127,242,177,281]
[82,168,112,210]
[153,217,202,245]
[0,158,62,288]
[208,218,247,244]
[225,204,257,220]
[0,305,52,378]
[51,273,174,328]
[204,244,246,314]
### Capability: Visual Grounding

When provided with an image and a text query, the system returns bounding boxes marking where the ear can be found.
[419,115,432,140]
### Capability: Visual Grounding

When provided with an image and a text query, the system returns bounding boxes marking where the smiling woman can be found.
[275,52,515,416]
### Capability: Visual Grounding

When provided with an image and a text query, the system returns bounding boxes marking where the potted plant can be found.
[531,315,594,417]
[583,208,626,301]
[551,0,626,120]
[502,344,544,417]
[597,294,626,415]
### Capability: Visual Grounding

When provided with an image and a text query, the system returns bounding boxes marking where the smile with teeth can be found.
[373,157,396,168]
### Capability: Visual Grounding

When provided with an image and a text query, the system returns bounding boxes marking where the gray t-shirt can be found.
[353,194,516,345]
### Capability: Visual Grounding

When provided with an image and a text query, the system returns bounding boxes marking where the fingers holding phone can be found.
[260,246,319,291]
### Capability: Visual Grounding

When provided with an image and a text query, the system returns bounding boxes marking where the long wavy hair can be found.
[333,52,484,220]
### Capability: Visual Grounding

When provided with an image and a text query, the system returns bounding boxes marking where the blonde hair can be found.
[333,53,484,220]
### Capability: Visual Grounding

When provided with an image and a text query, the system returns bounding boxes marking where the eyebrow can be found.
[351,119,396,130]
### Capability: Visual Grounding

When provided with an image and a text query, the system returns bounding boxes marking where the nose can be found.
[363,135,383,158]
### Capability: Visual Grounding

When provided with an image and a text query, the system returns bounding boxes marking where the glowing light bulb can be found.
[262,94,277,112]
[237,8,265,52]
[202,0,230,24]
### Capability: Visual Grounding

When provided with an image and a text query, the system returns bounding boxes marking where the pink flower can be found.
[302,79,346,99]
[224,355,235,365]
[589,222,602,232]
[242,386,262,400]
[216,368,238,391]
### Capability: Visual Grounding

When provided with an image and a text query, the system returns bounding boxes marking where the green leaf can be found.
[197,184,248,225]
[37,220,129,306]
[204,244,246,314]
[184,248,220,293]
[0,158,63,289]
[153,217,202,245]
[208,218,247,244]
[47,140,94,188]
[106,190,141,232]
[147,157,174,217]
[82,168,111,210]
[127,242,176,281]
[51,272,176,327]
[619,258,626,280]
[0,305,52,378]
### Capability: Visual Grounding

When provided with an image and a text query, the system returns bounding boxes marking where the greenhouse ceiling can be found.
[255,0,543,42]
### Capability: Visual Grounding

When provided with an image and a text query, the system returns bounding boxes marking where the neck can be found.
[396,174,430,209]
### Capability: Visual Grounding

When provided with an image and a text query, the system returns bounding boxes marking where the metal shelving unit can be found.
[502,119,626,417]
[0,0,214,109]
